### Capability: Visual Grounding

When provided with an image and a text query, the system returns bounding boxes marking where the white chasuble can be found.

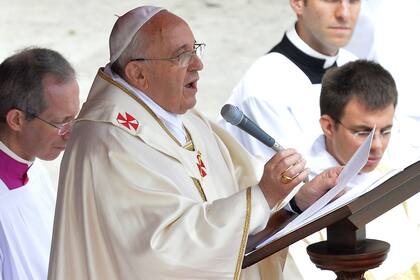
[48,69,286,280]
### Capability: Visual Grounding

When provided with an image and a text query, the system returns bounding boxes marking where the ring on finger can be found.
[281,174,293,184]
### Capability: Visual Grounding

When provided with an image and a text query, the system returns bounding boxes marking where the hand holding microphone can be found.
[221,104,340,213]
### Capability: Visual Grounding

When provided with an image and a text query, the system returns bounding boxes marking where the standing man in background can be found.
[219,0,361,157]
[0,48,79,279]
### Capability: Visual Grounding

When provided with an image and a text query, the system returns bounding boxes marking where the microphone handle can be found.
[272,142,284,152]
[238,116,284,151]
[238,115,308,182]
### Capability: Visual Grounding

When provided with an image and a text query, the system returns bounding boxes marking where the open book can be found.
[249,128,402,252]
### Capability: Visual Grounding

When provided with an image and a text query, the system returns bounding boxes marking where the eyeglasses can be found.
[131,43,206,68]
[323,0,361,4]
[25,111,74,136]
[334,118,392,140]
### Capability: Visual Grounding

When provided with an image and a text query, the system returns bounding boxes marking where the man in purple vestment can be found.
[0,48,79,280]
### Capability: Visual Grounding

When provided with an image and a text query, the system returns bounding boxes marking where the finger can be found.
[279,167,309,187]
[281,158,306,178]
[323,166,343,181]
[277,148,298,158]
[270,148,299,164]
[312,169,340,193]
[274,152,305,174]
[292,168,310,184]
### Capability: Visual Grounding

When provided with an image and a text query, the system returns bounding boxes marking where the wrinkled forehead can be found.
[142,12,194,50]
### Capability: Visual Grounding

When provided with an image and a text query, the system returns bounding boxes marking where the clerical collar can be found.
[0,141,33,190]
[269,25,341,84]
[287,27,339,68]
[103,65,187,145]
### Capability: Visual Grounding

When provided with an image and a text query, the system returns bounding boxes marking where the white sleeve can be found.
[249,185,271,234]
[240,96,308,153]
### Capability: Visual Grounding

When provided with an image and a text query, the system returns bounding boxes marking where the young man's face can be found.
[322,97,395,173]
[292,0,361,56]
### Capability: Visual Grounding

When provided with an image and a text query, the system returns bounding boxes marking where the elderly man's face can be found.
[141,12,203,114]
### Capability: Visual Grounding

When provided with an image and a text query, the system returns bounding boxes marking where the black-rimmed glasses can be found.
[131,43,206,68]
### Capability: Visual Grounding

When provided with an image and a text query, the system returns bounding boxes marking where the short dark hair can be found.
[0,47,75,123]
[320,59,398,121]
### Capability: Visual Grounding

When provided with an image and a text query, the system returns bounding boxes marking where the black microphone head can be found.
[221,104,243,126]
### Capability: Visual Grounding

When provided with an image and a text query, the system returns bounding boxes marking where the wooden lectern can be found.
[243,160,420,279]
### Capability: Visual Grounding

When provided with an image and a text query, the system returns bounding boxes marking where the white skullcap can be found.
[109,6,166,64]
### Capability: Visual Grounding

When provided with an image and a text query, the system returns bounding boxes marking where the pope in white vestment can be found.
[48,68,289,280]
[288,135,420,280]
[0,142,55,280]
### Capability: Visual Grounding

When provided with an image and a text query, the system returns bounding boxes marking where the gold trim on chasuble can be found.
[183,140,207,202]
[98,70,207,202]
[99,71,251,278]
[234,187,252,280]
[365,262,420,280]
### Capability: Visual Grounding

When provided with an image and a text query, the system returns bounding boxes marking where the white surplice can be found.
[218,26,356,159]
[0,146,55,280]
[48,69,288,280]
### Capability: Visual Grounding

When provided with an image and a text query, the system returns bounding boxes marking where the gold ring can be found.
[281,174,293,184]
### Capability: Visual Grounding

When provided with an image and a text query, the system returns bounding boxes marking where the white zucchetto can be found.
[109,6,166,64]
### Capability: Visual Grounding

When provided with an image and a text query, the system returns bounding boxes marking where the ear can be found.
[124,61,148,91]
[5,109,25,132]
[290,0,305,16]
[319,115,335,140]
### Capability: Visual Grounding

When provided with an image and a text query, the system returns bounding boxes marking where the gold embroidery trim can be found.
[98,69,182,146]
[183,140,207,202]
[99,69,208,201]
[192,178,207,202]
[234,187,252,280]
[183,140,194,152]
[385,262,420,280]
[365,262,420,280]
[402,201,410,218]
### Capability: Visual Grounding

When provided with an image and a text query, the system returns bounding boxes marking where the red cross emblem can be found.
[196,152,207,178]
[117,112,139,131]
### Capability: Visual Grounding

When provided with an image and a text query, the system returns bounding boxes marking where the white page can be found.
[256,128,375,249]
[283,167,400,236]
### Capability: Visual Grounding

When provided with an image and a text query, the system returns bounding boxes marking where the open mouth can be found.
[185,80,197,89]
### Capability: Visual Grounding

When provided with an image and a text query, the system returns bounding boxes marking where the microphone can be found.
[220,104,284,152]
[221,104,309,184]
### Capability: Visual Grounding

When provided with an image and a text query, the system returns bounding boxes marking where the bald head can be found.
[138,11,191,56]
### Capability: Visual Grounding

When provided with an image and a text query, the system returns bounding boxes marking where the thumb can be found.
[322,166,343,185]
